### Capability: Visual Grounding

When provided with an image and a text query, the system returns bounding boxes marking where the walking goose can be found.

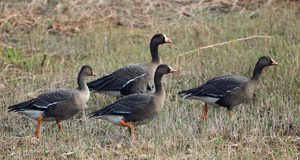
[8,65,95,139]
[88,64,176,138]
[178,56,278,120]
[87,34,172,98]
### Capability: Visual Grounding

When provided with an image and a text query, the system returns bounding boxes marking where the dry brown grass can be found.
[1,0,300,159]
[1,0,299,37]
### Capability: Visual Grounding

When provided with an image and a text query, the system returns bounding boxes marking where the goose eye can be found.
[160,36,164,39]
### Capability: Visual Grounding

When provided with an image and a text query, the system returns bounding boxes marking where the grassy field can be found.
[1,1,300,159]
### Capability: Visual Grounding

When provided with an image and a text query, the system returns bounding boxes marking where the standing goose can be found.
[178,56,278,120]
[88,64,176,138]
[8,65,95,139]
[87,34,172,98]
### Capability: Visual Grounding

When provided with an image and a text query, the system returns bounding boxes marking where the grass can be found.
[1,3,300,159]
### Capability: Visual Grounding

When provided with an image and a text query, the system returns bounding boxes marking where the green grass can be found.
[1,5,300,159]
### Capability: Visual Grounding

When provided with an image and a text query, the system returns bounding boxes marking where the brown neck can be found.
[77,73,87,91]
[251,62,265,81]
[154,72,164,94]
[150,42,161,64]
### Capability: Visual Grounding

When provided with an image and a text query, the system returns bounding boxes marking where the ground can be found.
[0,1,300,159]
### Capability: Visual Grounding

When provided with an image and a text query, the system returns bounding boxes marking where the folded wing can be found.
[178,75,248,99]
[89,94,151,122]
[8,89,73,112]
[87,64,147,92]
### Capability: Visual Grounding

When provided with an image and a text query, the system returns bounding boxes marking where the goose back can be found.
[179,75,248,99]
[88,62,159,97]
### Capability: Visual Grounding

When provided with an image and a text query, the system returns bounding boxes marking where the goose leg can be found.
[36,115,43,139]
[57,122,67,138]
[120,120,136,139]
[115,97,120,101]
[128,127,132,136]
[201,103,208,121]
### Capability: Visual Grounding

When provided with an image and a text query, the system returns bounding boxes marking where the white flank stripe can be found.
[33,102,58,109]
[114,111,131,114]
[121,73,146,88]
[226,87,239,93]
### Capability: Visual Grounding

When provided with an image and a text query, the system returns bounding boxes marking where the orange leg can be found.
[200,103,208,121]
[36,115,43,139]
[115,97,120,101]
[57,123,67,138]
[120,120,136,139]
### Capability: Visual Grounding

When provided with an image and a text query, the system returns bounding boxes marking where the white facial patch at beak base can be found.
[168,65,177,72]
[271,58,278,65]
[163,34,172,43]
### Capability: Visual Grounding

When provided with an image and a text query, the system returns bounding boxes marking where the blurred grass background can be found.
[0,0,300,159]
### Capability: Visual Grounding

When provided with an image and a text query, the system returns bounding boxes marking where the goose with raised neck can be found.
[8,65,95,139]
[87,34,172,98]
[88,64,176,139]
[178,56,278,121]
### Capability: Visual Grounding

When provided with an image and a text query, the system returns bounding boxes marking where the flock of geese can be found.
[8,34,278,139]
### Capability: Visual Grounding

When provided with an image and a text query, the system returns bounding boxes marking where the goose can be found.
[178,56,278,120]
[88,64,176,138]
[87,34,172,98]
[8,65,95,139]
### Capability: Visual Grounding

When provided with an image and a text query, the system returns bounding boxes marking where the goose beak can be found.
[271,59,278,65]
[165,38,173,43]
[170,67,177,73]
[162,34,172,43]
[92,72,96,76]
